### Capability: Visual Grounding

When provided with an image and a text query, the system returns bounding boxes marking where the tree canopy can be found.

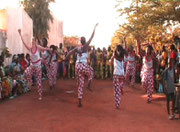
[112,0,180,50]
[23,0,55,38]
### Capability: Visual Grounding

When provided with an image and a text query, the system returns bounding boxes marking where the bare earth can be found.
[0,79,179,132]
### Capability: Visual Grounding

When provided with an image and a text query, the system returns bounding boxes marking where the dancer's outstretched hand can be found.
[18,29,21,34]
[94,23,99,29]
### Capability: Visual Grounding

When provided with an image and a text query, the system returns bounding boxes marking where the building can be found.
[0,0,63,65]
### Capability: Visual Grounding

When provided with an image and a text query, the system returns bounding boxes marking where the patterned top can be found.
[113,58,124,76]
[76,52,88,63]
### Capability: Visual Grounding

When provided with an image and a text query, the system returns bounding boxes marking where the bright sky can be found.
[50,0,130,48]
[0,0,131,49]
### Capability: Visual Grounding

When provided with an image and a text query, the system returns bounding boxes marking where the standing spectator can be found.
[170,44,177,64]
[57,43,65,78]
[105,46,113,79]
[162,59,176,120]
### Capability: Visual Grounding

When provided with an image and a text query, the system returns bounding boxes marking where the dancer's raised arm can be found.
[65,47,78,60]
[136,38,144,57]
[18,29,31,51]
[37,44,50,51]
[37,39,51,51]
[86,23,98,46]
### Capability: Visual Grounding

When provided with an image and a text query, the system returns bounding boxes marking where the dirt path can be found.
[0,79,179,132]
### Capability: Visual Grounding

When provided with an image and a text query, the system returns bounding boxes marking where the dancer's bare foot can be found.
[38,96,42,101]
[50,86,53,90]
[78,99,82,107]
[87,81,93,92]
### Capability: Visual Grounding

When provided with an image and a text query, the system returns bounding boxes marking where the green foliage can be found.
[112,0,180,49]
[23,0,55,38]
[1,47,12,58]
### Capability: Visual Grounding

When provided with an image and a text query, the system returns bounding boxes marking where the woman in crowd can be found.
[124,36,137,87]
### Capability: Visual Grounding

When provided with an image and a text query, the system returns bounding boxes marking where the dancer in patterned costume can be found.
[112,45,125,109]
[18,29,50,100]
[137,42,158,103]
[41,38,51,85]
[124,36,137,86]
[66,23,98,107]
[49,45,58,89]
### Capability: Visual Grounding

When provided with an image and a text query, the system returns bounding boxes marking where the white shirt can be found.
[143,57,153,71]
[42,50,50,62]
[76,52,88,64]
[31,48,41,66]
[113,58,124,76]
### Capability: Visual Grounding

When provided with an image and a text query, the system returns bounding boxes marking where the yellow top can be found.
[69,54,74,64]
[58,48,65,62]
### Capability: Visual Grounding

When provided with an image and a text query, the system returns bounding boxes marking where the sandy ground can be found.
[0,79,179,132]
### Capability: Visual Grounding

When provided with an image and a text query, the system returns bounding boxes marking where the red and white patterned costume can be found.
[25,46,42,98]
[42,50,51,80]
[49,53,58,87]
[141,57,154,102]
[125,54,136,85]
[113,58,125,108]
[75,50,94,99]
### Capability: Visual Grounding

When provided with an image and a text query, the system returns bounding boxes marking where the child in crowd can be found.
[162,59,176,120]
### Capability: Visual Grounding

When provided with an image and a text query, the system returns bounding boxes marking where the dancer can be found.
[41,38,51,85]
[137,41,158,103]
[18,29,50,100]
[111,45,126,109]
[66,23,98,107]
[49,45,58,89]
[124,36,137,86]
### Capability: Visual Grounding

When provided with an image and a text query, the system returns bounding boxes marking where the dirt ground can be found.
[0,79,179,132]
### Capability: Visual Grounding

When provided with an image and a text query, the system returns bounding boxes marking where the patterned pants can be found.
[25,65,42,97]
[125,62,136,85]
[141,69,154,102]
[113,75,125,108]
[75,63,94,99]
[49,62,58,86]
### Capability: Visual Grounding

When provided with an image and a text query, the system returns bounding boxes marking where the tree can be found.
[112,0,180,49]
[63,36,80,47]
[23,0,55,38]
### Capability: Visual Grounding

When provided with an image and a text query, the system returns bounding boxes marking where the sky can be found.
[50,0,130,48]
[0,0,131,49]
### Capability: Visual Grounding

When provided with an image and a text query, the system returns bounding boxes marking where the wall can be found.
[48,16,63,47]
[4,7,33,65]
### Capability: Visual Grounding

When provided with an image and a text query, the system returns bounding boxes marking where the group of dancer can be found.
[18,24,158,109]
